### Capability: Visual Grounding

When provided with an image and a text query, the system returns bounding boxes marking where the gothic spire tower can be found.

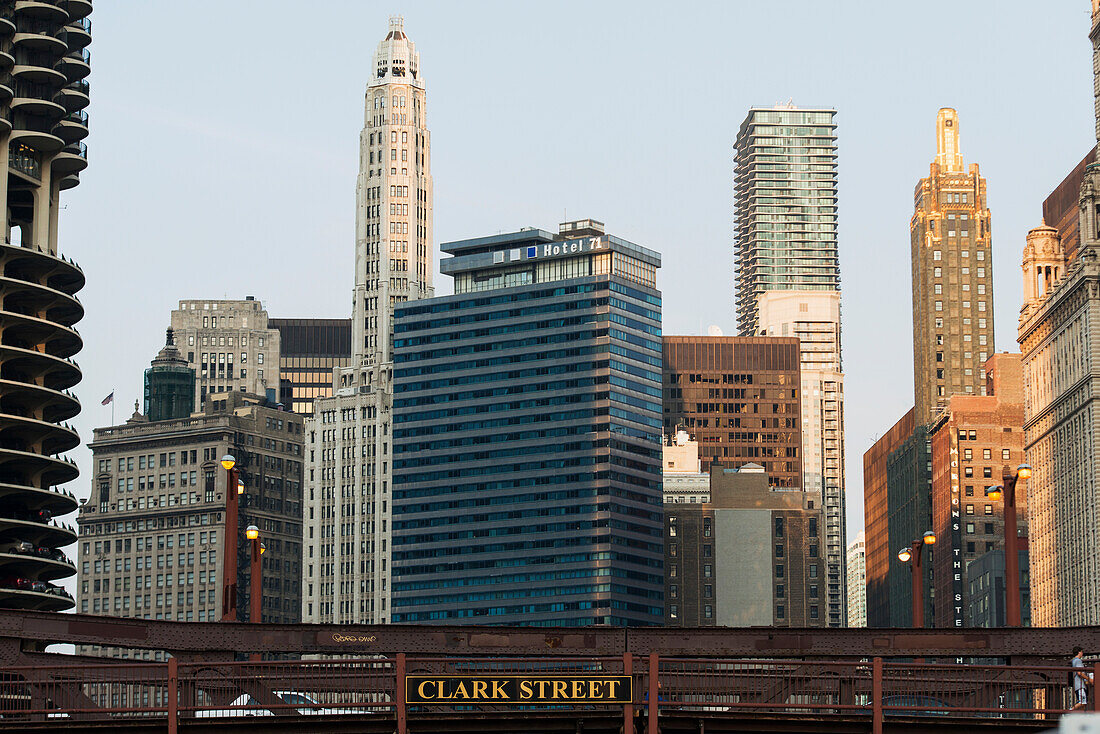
[303,17,433,625]
[353,16,433,364]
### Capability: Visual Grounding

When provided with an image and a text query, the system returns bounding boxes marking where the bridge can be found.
[0,610,1096,732]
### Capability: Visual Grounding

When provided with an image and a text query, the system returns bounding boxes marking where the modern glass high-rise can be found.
[734,106,839,336]
[734,106,847,626]
[390,220,664,626]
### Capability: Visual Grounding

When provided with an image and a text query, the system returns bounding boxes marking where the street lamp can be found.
[220,454,239,622]
[985,463,1031,627]
[897,531,937,628]
[245,524,261,624]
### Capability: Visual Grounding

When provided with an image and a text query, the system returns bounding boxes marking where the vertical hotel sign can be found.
[949,431,964,627]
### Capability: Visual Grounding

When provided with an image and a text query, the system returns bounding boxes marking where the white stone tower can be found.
[352,15,434,363]
[303,17,433,624]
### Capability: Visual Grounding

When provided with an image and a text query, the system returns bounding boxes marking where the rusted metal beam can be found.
[0,609,1095,663]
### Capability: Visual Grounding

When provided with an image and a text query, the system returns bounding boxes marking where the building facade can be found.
[302,17,434,625]
[928,353,1025,628]
[846,532,866,627]
[389,221,664,626]
[863,408,915,627]
[1016,3,1100,627]
[269,318,352,416]
[966,546,1031,628]
[885,425,933,626]
[1042,146,1095,263]
[170,298,280,407]
[0,0,93,612]
[662,431,709,626]
[665,457,823,628]
[757,291,847,626]
[76,391,304,658]
[709,463,824,627]
[911,109,995,425]
[662,336,802,487]
[733,106,839,336]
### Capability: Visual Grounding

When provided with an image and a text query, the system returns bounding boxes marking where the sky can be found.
[59,0,1096,542]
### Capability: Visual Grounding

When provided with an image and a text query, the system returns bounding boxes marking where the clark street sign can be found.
[405,675,632,704]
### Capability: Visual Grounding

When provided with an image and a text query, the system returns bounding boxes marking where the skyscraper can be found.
[303,17,433,624]
[734,106,847,626]
[1017,1,1100,627]
[0,1,92,612]
[911,109,995,424]
[389,220,664,626]
[733,106,839,335]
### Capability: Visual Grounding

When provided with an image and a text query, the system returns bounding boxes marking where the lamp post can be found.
[220,454,240,622]
[246,525,262,624]
[897,530,937,628]
[986,463,1031,627]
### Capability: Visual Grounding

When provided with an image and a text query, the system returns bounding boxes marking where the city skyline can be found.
[58,1,1095,548]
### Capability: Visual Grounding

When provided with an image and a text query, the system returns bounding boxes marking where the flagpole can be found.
[111,392,114,426]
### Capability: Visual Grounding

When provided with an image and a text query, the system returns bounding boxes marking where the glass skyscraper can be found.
[734,105,847,626]
[734,107,839,335]
[390,220,664,626]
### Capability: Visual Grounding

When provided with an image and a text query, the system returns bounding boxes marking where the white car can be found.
[195,691,365,717]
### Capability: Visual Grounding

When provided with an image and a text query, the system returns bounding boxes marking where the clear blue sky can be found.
[61,1,1096,541]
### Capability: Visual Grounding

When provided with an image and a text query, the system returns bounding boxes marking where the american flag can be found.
[101,392,114,406]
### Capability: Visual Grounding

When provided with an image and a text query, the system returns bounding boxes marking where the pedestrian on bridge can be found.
[1071,646,1093,711]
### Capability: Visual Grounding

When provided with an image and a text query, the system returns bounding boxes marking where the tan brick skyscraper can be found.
[911,109,995,424]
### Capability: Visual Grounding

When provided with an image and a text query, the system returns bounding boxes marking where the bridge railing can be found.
[0,654,1097,732]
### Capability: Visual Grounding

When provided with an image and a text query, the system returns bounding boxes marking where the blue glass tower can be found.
[390,220,664,626]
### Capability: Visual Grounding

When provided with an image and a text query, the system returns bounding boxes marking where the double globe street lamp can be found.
[220,454,240,621]
[985,463,1032,627]
[897,530,937,628]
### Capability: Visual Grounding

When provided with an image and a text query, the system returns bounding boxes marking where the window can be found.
[966,504,974,515]
[983,448,991,460]
[983,467,992,478]
[966,522,975,533]
[984,505,993,516]
[776,584,785,598]
[775,564,784,579]
[984,522,994,534]
[1002,449,1011,460]
[964,448,972,460]
[776,605,785,620]
[774,517,784,537]
[775,544,784,558]
[933,250,942,261]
